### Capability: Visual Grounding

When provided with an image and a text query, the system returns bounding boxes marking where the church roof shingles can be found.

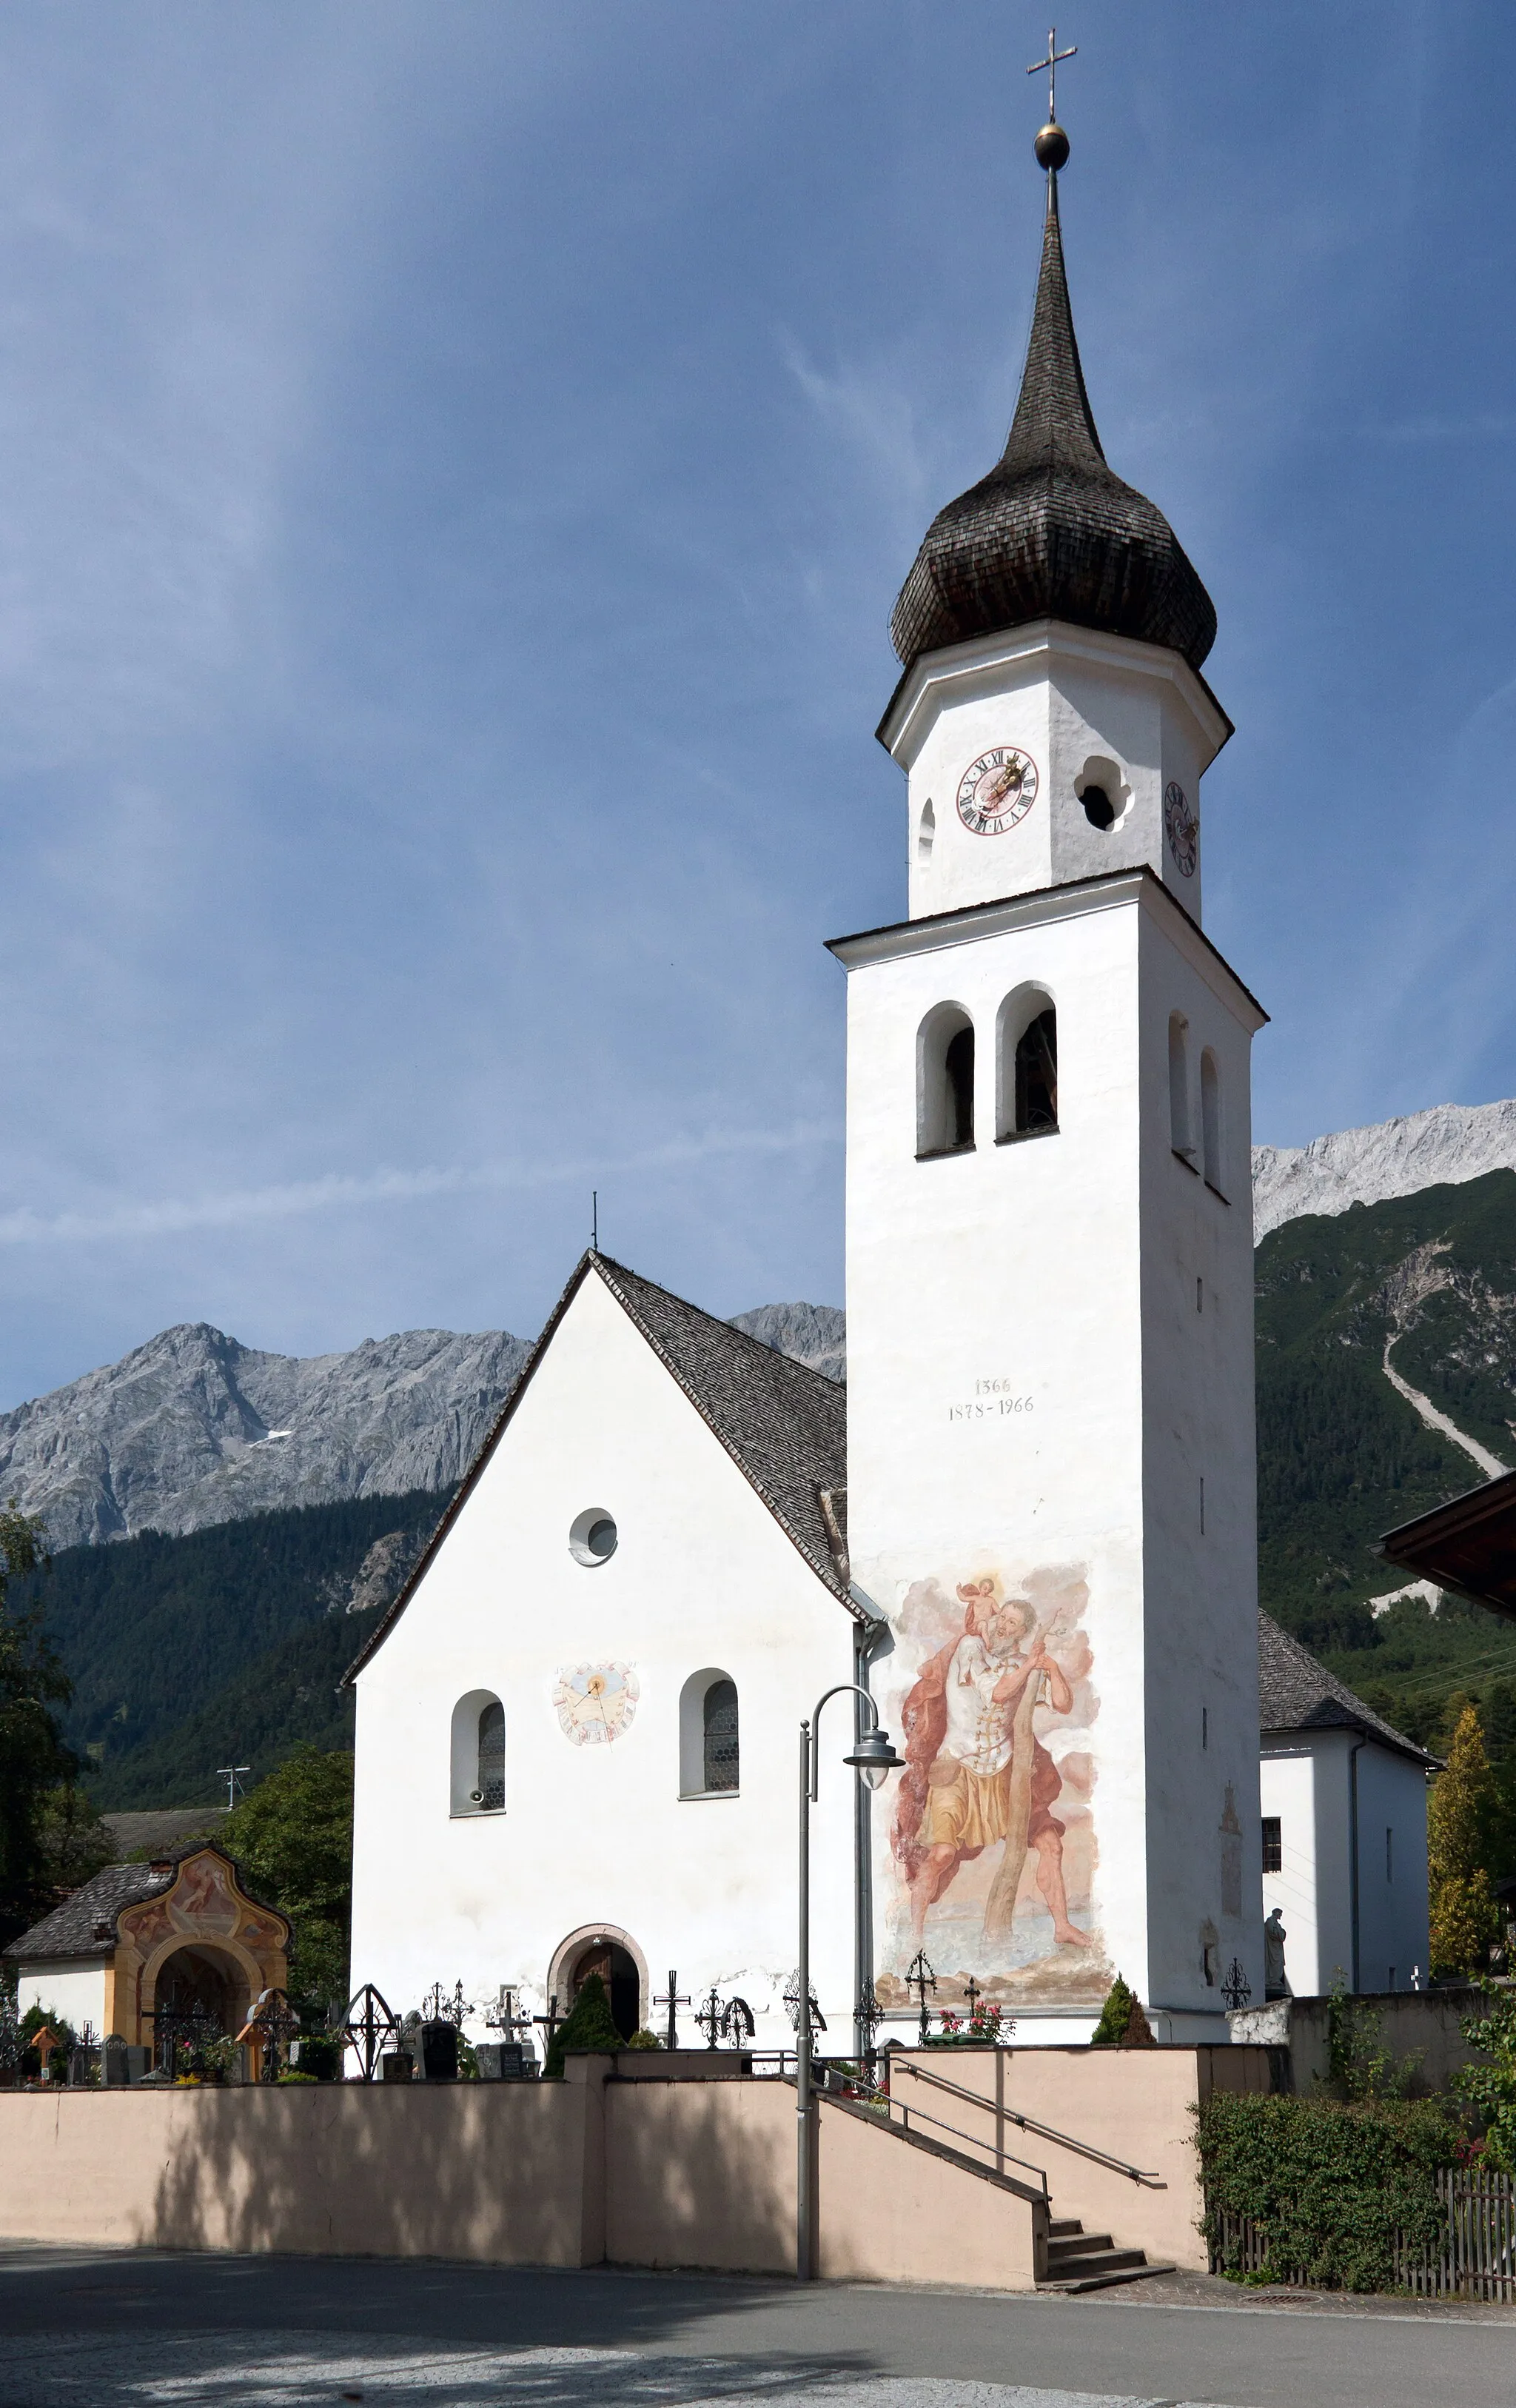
[888,174,1217,683]
[341,1251,854,1685]
[1258,1611,1435,1769]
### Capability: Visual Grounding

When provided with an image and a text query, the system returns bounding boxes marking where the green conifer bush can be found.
[543,1972,622,2078]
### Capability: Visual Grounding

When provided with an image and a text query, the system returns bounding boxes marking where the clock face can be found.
[956,746,1039,837]
[1164,780,1198,877]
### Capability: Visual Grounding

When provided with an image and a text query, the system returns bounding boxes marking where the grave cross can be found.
[486,1986,531,2043]
[423,1980,472,2030]
[1221,1959,1252,2013]
[694,1985,724,2050]
[854,1978,884,2067]
[721,1996,756,2047]
[533,1993,563,2053]
[1026,25,1078,122]
[905,1949,938,2047]
[783,1970,827,2040]
[963,1974,982,2020]
[340,1983,399,2082]
[654,1970,690,2052]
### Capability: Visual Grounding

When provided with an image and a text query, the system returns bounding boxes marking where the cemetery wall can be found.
[888,2043,1279,2272]
[0,2058,1044,2287]
[0,2077,601,2267]
[600,2075,1041,2287]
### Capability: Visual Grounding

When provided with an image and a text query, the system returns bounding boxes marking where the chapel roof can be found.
[1258,1611,1436,1769]
[101,1807,228,1863]
[3,1860,170,1963]
[342,1251,854,1683]
[888,168,1216,681]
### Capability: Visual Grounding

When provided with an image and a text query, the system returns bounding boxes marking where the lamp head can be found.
[845,1726,904,1791]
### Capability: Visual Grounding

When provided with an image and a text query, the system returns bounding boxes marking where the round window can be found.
[569,1508,618,1567]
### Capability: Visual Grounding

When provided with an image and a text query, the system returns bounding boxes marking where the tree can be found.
[544,1972,621,2078]
[220,1748,353,2012]
[0,1505,80,1947]
[1090,1973,1154,2047]
[1429,1706,1502,1978]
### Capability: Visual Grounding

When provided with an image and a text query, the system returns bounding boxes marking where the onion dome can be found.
[890,161,1216,676]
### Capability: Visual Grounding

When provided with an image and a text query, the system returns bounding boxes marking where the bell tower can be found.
[834,101,1266,2039]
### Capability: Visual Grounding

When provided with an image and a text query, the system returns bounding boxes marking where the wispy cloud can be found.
[0,1121,841,1249]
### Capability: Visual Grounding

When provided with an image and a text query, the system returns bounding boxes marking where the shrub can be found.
[1455,1981,1516,2172]
[543,1973,621,2078]
[624,2029,663,2050]
[1196,2092,1461,2292]
[1090,1975,1154,2047]
[297,2035,341,2083]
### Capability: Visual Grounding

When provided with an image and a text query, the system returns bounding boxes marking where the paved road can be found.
[0,2247,1509,2408]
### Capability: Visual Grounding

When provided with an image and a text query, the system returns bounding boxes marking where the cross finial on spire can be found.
[1027,26,1077,123]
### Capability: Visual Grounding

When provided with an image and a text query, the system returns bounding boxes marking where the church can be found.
[346,113,1428,2053]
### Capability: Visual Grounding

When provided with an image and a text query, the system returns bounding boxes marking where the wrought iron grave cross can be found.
[654,1970,690,2051]
[905,1948,938,2047]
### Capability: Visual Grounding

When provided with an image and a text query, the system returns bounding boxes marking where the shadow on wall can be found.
[147,2082,597,2265]
[604,2077,792,2275]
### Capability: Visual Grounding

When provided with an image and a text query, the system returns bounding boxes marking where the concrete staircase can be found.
[816,2085,1171,2292]
[1040,2213,1173,2292]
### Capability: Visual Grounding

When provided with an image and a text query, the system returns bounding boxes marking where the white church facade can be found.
[346,127,1428,2051]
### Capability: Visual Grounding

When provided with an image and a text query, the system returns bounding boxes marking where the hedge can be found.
[1196,2093,1462,2292]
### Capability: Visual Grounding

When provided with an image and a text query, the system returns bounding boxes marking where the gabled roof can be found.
[101,1807,228,1863]
[1258,1611,1436,1769]
[4,1860,170,1962]
[343,1251,853,1685]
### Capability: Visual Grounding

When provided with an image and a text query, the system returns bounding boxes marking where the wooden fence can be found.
[1210,2169,1515,2301]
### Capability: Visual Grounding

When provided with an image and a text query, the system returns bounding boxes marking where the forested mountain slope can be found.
[1253,1169,1516,1759]
[21,1491,451,1808]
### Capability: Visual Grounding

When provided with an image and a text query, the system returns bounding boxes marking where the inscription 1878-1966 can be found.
[949,1380,1034,1424]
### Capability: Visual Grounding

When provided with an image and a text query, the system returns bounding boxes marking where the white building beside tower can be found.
[344,133,1421,2049]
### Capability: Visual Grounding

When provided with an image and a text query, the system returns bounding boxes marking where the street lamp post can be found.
[795,1683,902,2282]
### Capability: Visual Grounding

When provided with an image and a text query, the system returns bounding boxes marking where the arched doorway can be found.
[569,1939,640,2041]
[153,1944,244,2036]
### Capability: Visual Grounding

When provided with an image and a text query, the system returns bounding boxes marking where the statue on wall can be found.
[1264,1907,1290,1999]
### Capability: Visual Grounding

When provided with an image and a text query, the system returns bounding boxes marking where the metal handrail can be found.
[887,2093,1049,2198]
[893,2056,1166,2189]
[799,2058,1050,2202]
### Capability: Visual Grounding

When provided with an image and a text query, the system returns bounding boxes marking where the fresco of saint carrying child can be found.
[878,1562,1105,2007]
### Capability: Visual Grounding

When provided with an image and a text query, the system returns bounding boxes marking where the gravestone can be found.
[420,2020,457,2081]
[380,2048,413,2082]
[476,2041,530,2081]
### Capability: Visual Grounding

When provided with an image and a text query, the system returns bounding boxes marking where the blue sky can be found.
[0,1,1510,1405]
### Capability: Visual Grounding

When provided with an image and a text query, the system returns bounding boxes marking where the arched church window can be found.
[995,986,1057,1142]
[1201,1049,1224,1195]
[679,1668,739,1796]
[702,1679,739,1792]
[916,1005,976,1157]
[450,1688,505,1816]
[1169,1014,1195,1163]
[916,798,936,863]
[1014,1008,1057,1135]
[477,1701,505,1812]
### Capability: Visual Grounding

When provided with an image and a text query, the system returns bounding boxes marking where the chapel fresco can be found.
[876,1562,1109,2009]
